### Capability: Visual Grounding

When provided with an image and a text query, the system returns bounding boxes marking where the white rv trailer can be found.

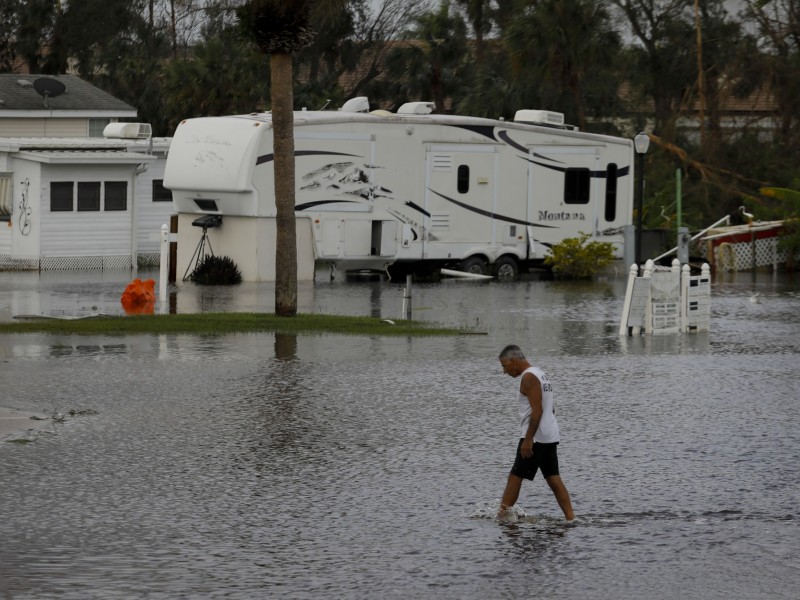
[163,100,635,281]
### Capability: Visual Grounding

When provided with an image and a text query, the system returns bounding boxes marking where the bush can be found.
[189,255,243,285]
[544,233,615,279]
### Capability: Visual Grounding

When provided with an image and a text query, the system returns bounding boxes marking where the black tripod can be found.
[182,214,223,281]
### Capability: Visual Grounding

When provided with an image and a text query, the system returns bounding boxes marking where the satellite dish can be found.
[33,77,66,99]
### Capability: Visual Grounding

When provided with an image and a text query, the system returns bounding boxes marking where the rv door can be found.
[424,144,498,258]
[526,146,601,259]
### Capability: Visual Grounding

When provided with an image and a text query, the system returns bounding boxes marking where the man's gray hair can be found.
[499,344,526,360]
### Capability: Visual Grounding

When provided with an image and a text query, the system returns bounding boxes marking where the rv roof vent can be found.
[340,97,370,113]
[397,101,435,115]
[103,122,153,139]
[514,110,565,126]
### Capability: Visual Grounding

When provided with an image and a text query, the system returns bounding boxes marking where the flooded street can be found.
[1,270,799,599]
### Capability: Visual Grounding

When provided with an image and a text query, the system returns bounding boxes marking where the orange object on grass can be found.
[121,278,156,314]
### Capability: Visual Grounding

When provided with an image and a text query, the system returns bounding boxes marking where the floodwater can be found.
[1,269,799,599]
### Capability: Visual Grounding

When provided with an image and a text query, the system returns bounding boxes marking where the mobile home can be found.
[0,133,173,270]
[163,100,635,281]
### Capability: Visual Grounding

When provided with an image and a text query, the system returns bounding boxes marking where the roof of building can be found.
[0,136,171,153]
[13,149,157,165]
[0,74,137,117]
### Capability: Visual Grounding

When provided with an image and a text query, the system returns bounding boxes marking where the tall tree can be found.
[505,0,622,130]
[742,0,800,153]
[241,0,318,317]
[381,0,469,112]
[611,0,698,138]
[457,0,490,69]
[14,0,59,73]
[0,0,20,72]
[335,0,430,101]
[162,30,270,132]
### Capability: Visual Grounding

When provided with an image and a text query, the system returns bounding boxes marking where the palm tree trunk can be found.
[271,52,298,316]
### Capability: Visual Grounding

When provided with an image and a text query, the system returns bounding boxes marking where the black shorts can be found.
[510,439,560,480]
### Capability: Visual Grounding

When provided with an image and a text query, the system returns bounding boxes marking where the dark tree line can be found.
[2,0,800,232]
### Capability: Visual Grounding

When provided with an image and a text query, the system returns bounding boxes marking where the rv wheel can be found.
[459,256,488,275]
[493,256,520,281]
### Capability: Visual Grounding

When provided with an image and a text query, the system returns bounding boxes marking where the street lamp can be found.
[634,132,650,269]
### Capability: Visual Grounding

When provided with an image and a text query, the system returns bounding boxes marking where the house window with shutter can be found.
[77,182,101,211]
[50,182,74,212]
[105,181,128,211]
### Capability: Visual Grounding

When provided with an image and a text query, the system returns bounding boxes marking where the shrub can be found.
[189,255,243,285]
[544,233,615,279]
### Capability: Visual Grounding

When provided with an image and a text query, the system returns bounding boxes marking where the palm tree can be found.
[385,1,469,113]
[242,1,317,317]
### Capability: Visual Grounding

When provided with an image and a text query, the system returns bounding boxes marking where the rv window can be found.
[152,180,172,202]
[564,168,590,204]
[604,163,618,221]
[77,182,101,211]
[457,165,470,194]
[105,182,128,211]
[50,182,74,212]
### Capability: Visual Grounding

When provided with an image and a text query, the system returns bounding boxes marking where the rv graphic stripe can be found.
[449,126,568,164]
[523,157,630,178]
[429,189,557,229]
[404,201,430,218]
[256,150,361,166]
[498,131,568,163]
[451,124,498,142]
[295,200,360,211]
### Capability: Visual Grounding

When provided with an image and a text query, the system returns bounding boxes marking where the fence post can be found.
[159,224,169,303]
[619,263,639,336]
[402,274,413,320]
[681,263,691,332]
[642,260,655,334]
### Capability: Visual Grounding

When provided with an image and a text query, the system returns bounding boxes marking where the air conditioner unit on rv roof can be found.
[103,122,152,139]
[513,110,565,126]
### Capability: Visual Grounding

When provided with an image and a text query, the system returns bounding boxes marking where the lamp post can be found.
[634,132,650,269]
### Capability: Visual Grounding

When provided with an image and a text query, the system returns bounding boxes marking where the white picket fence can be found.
[619,259,711,335]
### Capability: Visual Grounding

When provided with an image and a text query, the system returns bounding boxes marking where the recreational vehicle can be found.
[163,99,635,281]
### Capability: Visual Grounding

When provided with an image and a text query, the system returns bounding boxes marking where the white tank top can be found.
[517,366,560,443]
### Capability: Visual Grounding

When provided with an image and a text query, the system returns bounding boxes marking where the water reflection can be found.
[1,271,799,599]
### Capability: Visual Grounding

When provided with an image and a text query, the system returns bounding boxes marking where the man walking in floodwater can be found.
[498,344,574,521]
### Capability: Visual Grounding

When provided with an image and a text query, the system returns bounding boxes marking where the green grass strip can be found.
[0,312,479,337]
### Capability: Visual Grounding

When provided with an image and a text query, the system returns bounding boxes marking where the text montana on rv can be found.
[163,98,634,282]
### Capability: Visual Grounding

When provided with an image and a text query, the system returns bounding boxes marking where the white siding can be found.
[0,221,10,254]
[40,164,134,258]
[135,156,175,254]
[0,118,90,138]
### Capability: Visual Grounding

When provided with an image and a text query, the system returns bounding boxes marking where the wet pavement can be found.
[1,267,799,599]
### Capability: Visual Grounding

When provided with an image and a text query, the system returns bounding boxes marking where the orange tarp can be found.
[121,278,156,315]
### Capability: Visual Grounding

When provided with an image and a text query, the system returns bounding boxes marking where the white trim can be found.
[0,110,137,118]
[14,150,157,164]
[295,132,375,141]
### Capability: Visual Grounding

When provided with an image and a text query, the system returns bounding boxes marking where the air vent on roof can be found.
[103,122,153,139]
[340,97,370,113]
[16,79,33,88]
[513,110,565,126]
[397,102,435,115]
